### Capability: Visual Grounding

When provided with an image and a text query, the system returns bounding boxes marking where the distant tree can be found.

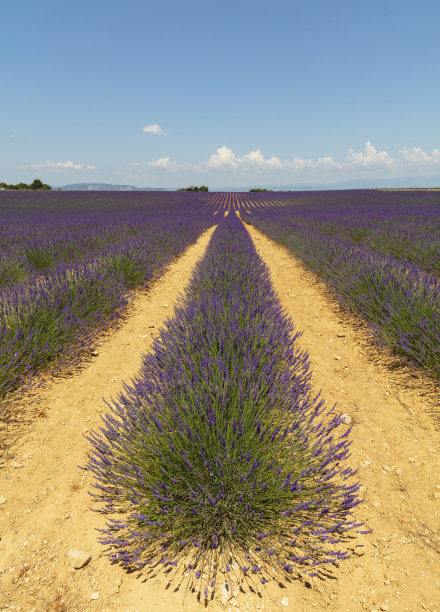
[177,185,209,191]
[249,188,274,192]
[31,179,51,190]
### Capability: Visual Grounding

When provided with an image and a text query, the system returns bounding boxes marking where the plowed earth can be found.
[1,221,439,612]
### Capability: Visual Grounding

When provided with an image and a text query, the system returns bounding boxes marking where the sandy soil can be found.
[1,221,439,612]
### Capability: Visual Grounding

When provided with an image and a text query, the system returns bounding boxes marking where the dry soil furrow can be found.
[246,222,440,612]
[0,227,218,612]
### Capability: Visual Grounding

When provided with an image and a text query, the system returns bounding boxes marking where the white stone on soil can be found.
[67,549,91,569]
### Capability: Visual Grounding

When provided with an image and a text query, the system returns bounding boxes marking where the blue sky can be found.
[2,0,440,188]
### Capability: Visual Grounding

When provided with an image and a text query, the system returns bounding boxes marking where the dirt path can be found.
[0,227,219,612]
[246,223,440,612]
[1,220,440,612]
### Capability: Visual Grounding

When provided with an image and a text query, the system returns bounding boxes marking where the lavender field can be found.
[2,189,440,610]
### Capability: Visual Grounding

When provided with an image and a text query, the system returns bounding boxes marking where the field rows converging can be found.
[1,190,440,612]
[199,192,288,213]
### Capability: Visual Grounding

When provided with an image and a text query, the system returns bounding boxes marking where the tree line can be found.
[177,185,209,191]
[0,179,52,191]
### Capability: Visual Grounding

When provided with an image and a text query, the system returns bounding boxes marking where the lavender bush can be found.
[87,213,362,594]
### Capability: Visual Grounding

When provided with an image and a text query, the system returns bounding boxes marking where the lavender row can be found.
[86,213,363,595]
[271,193,440,276]
[247,211,440,379]
[0,191,207,292]
[0,199,213,402]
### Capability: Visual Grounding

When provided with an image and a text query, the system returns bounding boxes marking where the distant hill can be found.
[58,183,166,191]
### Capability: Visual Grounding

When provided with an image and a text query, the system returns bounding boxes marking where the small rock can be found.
[164,303,169,308]
[0,497,6,504]
[349,534,369,556]
[281,597,289,607]
[336,333,346,337]
[82,428,89,433]
[91,351,99,357]
[333,354,342,360]
[220,583,231,602]
[340,414,352,425]
[142,334,148,338]
[12,461,23,468]
[380,605,389,611]
[90,591,100,600]
[434,492,440,500]
[383,465,392,472]
[67,549,91,569]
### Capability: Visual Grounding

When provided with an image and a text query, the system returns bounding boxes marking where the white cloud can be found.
[205,146,238,168]
[346,141,395,168]
[20,161,95,171]
[285,155,341,171]
[140,141,440,177]
[203,146,283,170]
[46,161,84,170]
[240,149,283,168]
[147,156,181,170]
[399,146,440,165]
[142,123,166,135]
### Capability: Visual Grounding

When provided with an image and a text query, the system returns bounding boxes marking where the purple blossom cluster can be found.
[247,191,440,379]
[86,212,363,591]
[0,191,213,402]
